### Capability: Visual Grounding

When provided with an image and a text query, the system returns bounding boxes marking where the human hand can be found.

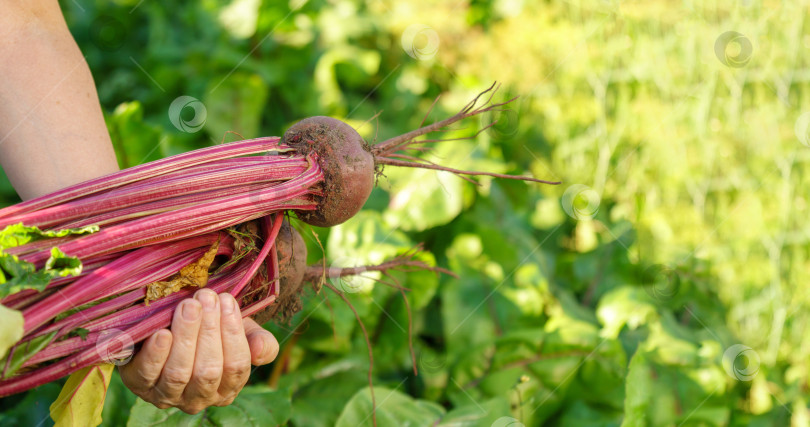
[120,289,279,413]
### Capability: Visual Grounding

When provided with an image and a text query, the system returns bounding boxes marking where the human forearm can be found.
[0,3,279,410]
[0,1,119,200]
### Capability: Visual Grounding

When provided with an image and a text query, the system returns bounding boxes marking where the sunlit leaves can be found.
[204,73,269,141]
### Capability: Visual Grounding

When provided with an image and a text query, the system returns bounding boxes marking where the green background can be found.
[2,0,809,426]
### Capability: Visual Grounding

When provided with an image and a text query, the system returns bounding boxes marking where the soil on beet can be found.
[283,116,374,227]
[251,220,307,324]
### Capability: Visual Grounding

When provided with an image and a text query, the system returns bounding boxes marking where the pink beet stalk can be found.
[0,157,308,229]
[23,259,250,367]
[230,214,282,297]
[26,239,234,343]
[21,233,224,334]
[19,154,322,265]
[0,137,288,218]
[80,261,249,337]
[0,294,280,396]
[59,182,309,229]
[0,254,117,308]
[0,135,325,397]
[0,236,275,396]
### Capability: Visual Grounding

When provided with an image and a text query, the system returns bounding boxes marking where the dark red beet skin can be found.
[251,220,307,324]
[283,116,374,227]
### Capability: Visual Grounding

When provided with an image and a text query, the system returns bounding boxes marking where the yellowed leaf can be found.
[0,303,23,360]
[49,363,114,427]
[145,240,219,304]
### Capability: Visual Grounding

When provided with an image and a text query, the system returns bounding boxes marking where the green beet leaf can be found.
[335,386,445,427]
[0,330,58,379]
[0,247,83,298]
[0,223,99,249]
[126,386,292,427]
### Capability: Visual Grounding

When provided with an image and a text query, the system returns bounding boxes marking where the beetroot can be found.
[251,220,307,324]
[283,117,375,227]
[282,85,560,227]
[0,84,560,398]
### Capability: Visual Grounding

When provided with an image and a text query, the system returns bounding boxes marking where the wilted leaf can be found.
[50,364,115,427]
[145,241,219,303]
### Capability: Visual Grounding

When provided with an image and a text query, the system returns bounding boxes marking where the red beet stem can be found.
[21,233,224,334]
[20,154,322,265]
[0,157,307,229]
[0,251,276,396]
[230,214,282,297]
[0,137,289,219]
[25,239,235,344]
[58,182,292,229]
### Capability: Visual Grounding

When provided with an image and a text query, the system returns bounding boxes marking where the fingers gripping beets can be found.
[120,289,279,414]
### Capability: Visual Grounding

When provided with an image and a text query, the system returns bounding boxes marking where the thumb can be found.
[243,317,279,365]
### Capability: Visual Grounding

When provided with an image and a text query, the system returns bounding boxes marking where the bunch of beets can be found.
[0,86,558,396]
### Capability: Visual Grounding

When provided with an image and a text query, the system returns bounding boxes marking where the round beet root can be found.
[252,220,307,324]
[283,116,374,227]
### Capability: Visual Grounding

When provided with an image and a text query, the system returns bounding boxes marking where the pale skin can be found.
[0,1,279,413]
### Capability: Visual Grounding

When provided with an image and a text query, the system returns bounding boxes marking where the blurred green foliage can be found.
[1,0,809,425]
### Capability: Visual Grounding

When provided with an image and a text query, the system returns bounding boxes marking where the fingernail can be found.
[221,294,235,315]
[183,300,201,321]
[196,289,217,311]
[155,331,171,349]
